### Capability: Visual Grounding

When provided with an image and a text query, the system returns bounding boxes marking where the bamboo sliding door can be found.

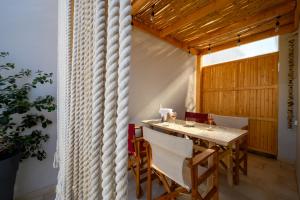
[200,53,278,155]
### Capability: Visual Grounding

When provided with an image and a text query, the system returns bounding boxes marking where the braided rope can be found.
[77,0,87,197]
[65,0,74,148]
[115,0,131,199]
[82,0,94,198]
[64,0,74,186]
[101,0,119,199]
[72,0,86,197]
[58,0,133,198]
[82,0,90,198]
[89,0,106,199]
[54,0,70,199]
[65,0,81,198]
[80,0,87,196]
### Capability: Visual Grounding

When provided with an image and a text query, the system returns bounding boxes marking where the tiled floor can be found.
[128,154,299,200]
[16,185,56,200]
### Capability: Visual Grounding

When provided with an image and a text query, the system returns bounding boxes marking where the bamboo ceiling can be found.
[131,0,299,55]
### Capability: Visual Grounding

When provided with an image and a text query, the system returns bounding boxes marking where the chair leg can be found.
[243,138,248,176]
[234,140,240,185]
[243,151,248,175]
[136,160,142,198]
[213,152,219,200]
[147,167,152,200]
[191,165,199,200]
[129,157,136,177]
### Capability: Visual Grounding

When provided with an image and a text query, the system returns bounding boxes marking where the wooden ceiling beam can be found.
[132,19,200,55]
[188,1,296,47]
[200,24,295,55]
[132,0,149,16]
[160,0,232,37]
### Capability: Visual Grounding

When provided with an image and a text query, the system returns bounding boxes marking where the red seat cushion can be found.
[128,124,135,155]
[185,112,209,123]
[128,124,145,155]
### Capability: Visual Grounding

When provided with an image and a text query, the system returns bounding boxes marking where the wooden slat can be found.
[188,2,296,47]
[160,0,232,37]
[191,12,294,50]
[200,24,295,54]
[132,0,150,16]
[132,19,199,55]
[192,148,216,166]
[132,0,297,54]
[197,165,217,184]
[195,55,202,112]
[295,0,300,29]
[203,85,277,92]
[201,53,278,155]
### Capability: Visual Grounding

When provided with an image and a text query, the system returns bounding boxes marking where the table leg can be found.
[208,142,218,200]
[226,144,233,186]
[234,140,240,185]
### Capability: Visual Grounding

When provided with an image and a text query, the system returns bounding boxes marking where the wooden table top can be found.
[142,119,247,146]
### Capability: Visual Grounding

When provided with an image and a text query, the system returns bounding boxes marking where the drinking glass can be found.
[170,112,177,124]
[208,113,213,129]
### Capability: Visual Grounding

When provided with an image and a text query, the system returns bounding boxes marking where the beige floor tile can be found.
[128,154,299,200]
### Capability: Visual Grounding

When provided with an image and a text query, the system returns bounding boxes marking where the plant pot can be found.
[0,152,20,200]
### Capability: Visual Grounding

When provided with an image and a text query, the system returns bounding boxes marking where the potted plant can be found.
[0,52,56,200]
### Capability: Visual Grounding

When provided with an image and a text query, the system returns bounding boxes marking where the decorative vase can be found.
[0,152,20,200]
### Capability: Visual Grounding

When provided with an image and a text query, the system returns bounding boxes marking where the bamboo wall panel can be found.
[201,53,278,155]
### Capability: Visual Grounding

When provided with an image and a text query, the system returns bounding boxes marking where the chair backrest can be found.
[211,114,248,129]
[185,111,208,123]
[143,127,193,190]
[128,124,136,154]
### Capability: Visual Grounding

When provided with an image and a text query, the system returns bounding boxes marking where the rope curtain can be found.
[55,0,131,199]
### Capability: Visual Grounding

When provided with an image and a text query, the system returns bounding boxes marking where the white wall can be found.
[278,33,298,163]
[0,0,58,197]
[129,28,194,123]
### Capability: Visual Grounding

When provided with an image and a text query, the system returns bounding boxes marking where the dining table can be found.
[141,119,248,187]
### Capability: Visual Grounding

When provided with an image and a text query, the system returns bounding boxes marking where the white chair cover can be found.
[211,114,248,129]
[143,127,193,190]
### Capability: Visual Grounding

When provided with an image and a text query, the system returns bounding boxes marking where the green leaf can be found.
[0,52,55,162]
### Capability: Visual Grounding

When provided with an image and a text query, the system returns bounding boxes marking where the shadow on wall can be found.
[129,28,194,124]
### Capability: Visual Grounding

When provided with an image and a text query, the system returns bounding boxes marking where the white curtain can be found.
[56,0,131,199]
[185,73,195,112]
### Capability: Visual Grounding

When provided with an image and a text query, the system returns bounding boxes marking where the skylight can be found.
[202,36,279,67]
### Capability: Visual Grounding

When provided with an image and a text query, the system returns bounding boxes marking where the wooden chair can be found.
[143,127,219,200]
[128,124,147,198]
[185,111,209,124]
[211,114,248,184]
[185,112,211,148]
